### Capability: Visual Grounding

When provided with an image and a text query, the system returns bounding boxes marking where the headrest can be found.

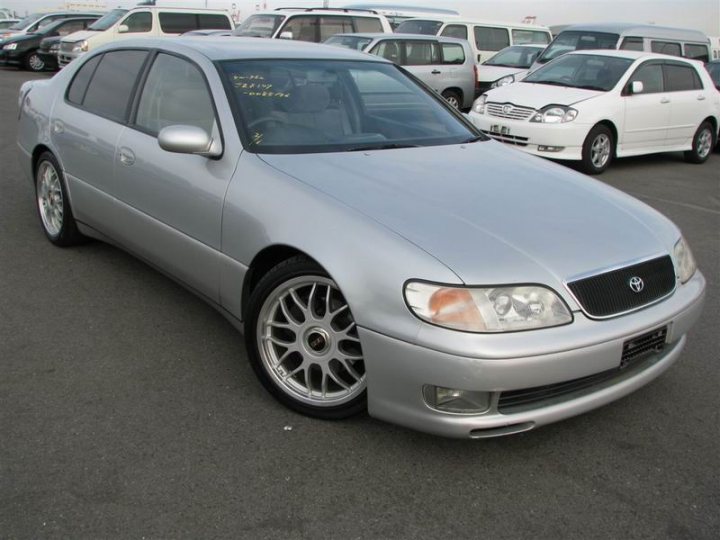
[283,84,330,114]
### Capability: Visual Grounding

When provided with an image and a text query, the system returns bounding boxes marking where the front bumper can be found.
[359,271,705,438]
[0,48,22,66]
[58,48,82,68]
[468,110,590,161]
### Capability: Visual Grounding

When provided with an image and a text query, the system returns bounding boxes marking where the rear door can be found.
[663,60,708,146]
[399,39,442,90]
[472,25,510,63]
[621,60,671,152]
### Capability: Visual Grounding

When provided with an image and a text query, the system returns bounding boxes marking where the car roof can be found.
[332,32,468,44]
[249,9,383,17]
[399,17,550,30]
[568,49,704,65]
[561,22,708,42]
[103,36,392,62]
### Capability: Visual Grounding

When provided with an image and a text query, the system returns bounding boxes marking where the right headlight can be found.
[72,40,88,52]
[404,282,572,333]
[673,237,697,284]
[491,74,515,88]
[472,95,487,114]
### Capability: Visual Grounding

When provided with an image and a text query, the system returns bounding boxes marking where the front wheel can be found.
[24,51,45,72]
[580,124,614,175]
[684,121,715,164]
[245,256,367,419]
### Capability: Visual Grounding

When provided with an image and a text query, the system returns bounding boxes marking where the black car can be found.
[36,35,63,71]
[0,16,99,71]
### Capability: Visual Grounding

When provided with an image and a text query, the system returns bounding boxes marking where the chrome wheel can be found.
[256,276,365,407]
[27,53,44,71]
[697,128,713,159]
[590,133,611,169]
[36,161,64,237]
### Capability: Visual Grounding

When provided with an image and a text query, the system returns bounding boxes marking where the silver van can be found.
[326,33,476,109]
[532,23,711,71]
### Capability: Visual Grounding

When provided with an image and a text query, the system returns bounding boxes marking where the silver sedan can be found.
[17,37,705,438]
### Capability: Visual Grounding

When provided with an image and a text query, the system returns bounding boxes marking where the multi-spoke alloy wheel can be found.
[590,134,611,169]
[581,124,614,174]
[685,121,715,164]
[246,256,367,418]
[37,160,64,238]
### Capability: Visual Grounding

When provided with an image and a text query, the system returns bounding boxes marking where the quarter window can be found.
[441,25,468,40]
[511,29,550,45]
[122,12,152,33]
[135,53,216,136]
[67,54,102,105]
[473,26,510,52]
[664,63,703,91]
[81,50,148,122]
[620,37,644,51]
[441,43,465,64]
[628,62,664,93]
[684,43,709,62]
[651,40,681,57]
[352,16,382,33]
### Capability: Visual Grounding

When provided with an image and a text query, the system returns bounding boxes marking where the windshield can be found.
[524,53,633,91]
[707,63,720,86]
[324,35,373,51]
[9,13,43,30]
[484,46,544,68]
[394,19,443,35]
[233,14,285,38]
[536,31,619,65]
[219,59,480,154]
[88,9,128,31]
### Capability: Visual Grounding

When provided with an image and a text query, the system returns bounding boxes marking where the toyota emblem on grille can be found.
[628,276,644,293]
[502,104,513,114]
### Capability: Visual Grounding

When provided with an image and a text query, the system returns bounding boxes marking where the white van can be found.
[531,23,711,72]
[59,7,233,67]
[394,18,552,63]
[341,4,459,29]
[710,36,720,60]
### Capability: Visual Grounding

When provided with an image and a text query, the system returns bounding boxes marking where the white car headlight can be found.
[530,105,578,124]
[491,74,515,88]
[72,40,88,53]
[472,95,487,114]
[404,282,572,333]
[3,43,17,50]
[673,237,697,283]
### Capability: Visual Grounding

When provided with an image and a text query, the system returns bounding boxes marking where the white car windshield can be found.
[220,59,481,154]
[394,19,443,35]
[536,31,619,65]
[325,35,373,51]
[233,14,285,38]
[9,13,43,30]
[88,9,128,31]
[483,46,544,68]
[524,54,633,92]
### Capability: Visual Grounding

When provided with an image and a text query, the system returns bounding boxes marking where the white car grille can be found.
[486,102,535,121]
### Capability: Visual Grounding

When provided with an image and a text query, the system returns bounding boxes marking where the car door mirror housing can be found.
[117,24,129,34]
[279,30,293,40]
[630,80,644,94]
[158,125,221,158]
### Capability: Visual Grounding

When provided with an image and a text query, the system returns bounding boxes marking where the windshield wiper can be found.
[346,143,422,152]
[461,135,484,144]
[575,84,607,91]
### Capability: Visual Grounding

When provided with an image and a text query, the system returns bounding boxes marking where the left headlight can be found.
[3,43,17,50]
[404,282,572,333]
[472,94,487,114]
[530,105,578,124]
[673,237,697,284]
[491,74,515,88]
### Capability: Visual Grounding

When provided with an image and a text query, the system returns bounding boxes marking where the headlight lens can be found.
[404,282,572,333]
[673,237,697,283]
[72,40,88,52]
[472,95,487,114]
[491,74,515,88]
[530,105,578,124]
[3,43,17,50]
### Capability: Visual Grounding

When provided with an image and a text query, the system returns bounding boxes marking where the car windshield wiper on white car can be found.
[346,143,422,152]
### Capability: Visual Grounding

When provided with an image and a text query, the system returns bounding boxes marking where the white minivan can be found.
[59,7,233,67]
[394,17,552,63]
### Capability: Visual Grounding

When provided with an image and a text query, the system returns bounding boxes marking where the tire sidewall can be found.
[34,152,80,246]
[581,125,614,175]
[691,122,714,163]
[442,90,461,110]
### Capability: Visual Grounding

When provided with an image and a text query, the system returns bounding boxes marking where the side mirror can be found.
[117,24,129,34]
[279,30,293,40]
[630,80,644,94]
[158,125,221,157]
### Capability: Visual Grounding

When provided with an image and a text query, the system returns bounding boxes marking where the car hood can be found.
[259,143,677,288]
[60,29,97,43]
[484,81,602,109]
[478,65,527,83]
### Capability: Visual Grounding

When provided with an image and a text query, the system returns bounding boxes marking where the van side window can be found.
[628,62,663,93]
[80,50,148,122]
[441,43,465,64]
[474,26,510,52]
[319,16,353,42]
[511,29,550,45]
[684,43,709,63]
[441,25,468,40]
[159,13,196,33]
[123,11,152,33]
[352,16,382,33]
[664,63,703,91]
[651,40,681,57]
[403,41,441,65]
[620,37,644,51]
[67,54,102,105]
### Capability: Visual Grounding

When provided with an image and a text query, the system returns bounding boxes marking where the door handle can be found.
[660,97,670,104]
[52,120,64,134]
[697,95,706,101]
[431,69,441,75]
[119,147,135,166]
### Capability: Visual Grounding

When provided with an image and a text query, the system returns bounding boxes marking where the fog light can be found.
[423,385,491,414]
[538,145,564,152]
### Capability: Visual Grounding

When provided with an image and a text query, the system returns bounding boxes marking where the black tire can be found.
[684,121,715,164]
[580,124,614,175]
[441,89,462,110]
[34,152,86,246]
[244,255,367,419]
[24,51,45,72]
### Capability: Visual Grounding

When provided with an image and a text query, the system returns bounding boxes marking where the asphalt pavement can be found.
[1,68,718,539]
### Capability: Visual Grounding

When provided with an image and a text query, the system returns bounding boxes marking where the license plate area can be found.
[490,124,510,135]
[621,326,668,368]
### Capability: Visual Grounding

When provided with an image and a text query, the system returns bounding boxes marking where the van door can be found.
[621,61,671,153]
[472,26,509,63]
[662,61,708,147]
[115,10,153,39]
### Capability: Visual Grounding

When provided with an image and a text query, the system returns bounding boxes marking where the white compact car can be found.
[469,50,720,173]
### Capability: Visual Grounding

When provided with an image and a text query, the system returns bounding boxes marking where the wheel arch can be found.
[442,87,463,102]
[31,144,54,177]
[595,119,619,152]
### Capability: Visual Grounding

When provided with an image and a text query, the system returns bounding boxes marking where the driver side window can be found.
[122,12,152,33]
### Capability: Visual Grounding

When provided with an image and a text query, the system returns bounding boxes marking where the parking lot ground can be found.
[1,68,718,539]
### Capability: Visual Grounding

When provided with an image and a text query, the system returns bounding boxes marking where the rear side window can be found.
[620,37,644,51]
[319,16,353,42]
[441,25,468,40]
[198,14,231,30]
[651,40,681,57]
[123,12,152,33]
[403,41,440,65]
[511,29,550,45]
[664,63,703,91]
[67,54,102,104]
[352,16,382,33]
[628,62,663,93]
[81,50,148,122]
[474,26,510,52]
[159,12,196,33]
[441,43,465,64]
[684,43,709,62]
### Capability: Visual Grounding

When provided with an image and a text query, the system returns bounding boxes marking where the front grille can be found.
[481,130,529,146]
[486,102,535,120]
[567,255,676,318]
[60,41,74,53]
[498,326,668,413]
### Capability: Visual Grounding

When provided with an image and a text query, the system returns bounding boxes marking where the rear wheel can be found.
[35,152,85,246]
[684,121,714,164]
[581,124,614,175]
[442,89,461,110]
[245,256,367,419]
[24,51,45,72]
